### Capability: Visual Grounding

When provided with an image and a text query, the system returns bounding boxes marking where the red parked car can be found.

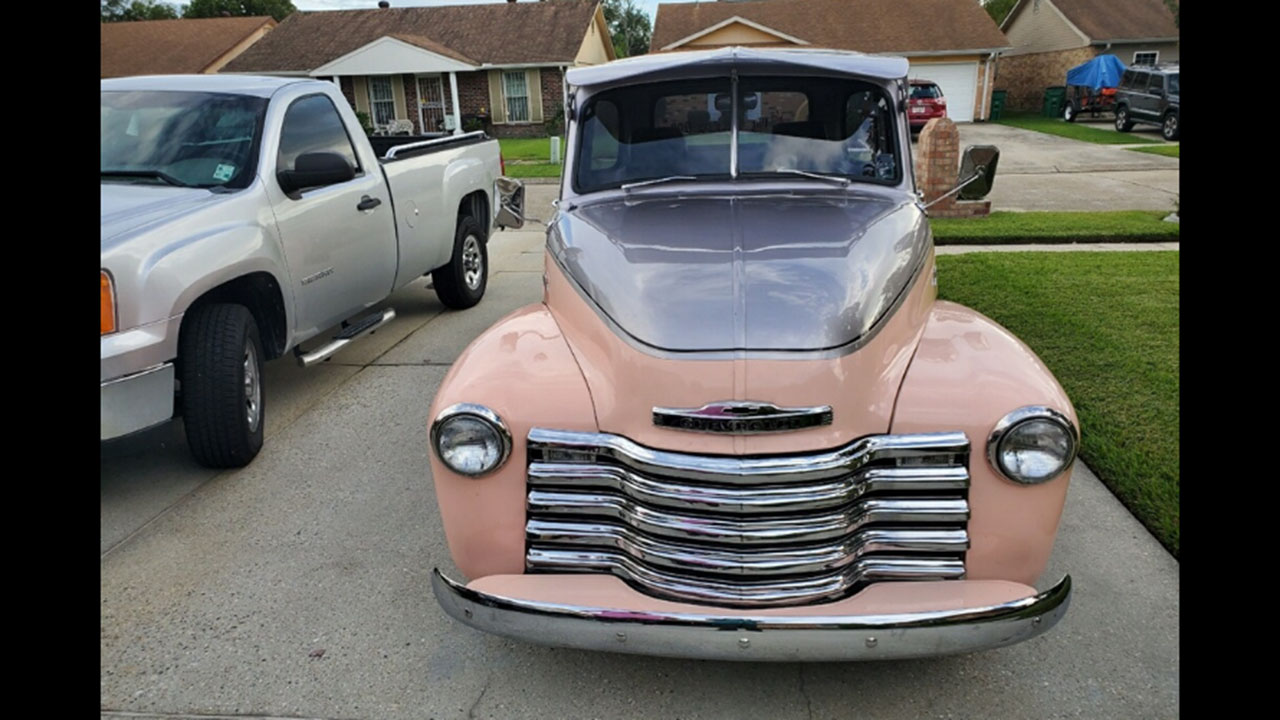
[908,80,946,134]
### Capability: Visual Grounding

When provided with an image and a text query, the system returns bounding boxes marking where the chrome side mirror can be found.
[958,145,999,201]
[495,176,527,229]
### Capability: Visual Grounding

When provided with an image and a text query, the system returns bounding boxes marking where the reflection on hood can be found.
[551,192,928,353]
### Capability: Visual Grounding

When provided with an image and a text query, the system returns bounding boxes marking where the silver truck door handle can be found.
[357,196,382,211]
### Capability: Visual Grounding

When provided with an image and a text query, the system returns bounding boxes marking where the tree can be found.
[1163,0,1179,29]
[979,0,1017,25]
[602,0,652,58]
[183,0,296,22]
[101,0,181,22]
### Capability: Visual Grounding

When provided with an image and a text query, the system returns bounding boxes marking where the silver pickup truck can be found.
[101,74,523,468]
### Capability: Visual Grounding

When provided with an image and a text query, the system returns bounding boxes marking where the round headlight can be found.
[431,403,511,477]
[987,407,1078,484]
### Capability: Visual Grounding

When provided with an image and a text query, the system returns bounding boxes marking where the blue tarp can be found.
[1066,54,1127,90]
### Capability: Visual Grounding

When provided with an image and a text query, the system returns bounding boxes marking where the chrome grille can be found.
[525,428,971,608]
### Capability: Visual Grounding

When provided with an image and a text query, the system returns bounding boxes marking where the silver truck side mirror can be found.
[958,145,999,200]
[495,176,527,229]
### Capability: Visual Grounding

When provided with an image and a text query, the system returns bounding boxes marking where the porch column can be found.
[448,71,462,135]
[332,76,340,86]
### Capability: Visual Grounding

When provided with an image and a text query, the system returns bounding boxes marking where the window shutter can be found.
[392,75,407,120]
[528,69,544,124]
[488,70,506,124]
[353,76,370,114]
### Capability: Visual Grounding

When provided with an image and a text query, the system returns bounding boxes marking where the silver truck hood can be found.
[550,192,929,353]
[101,183,227,248]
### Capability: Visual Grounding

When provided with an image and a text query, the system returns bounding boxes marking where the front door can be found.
[270,93,397,339]
[418,75,447,134]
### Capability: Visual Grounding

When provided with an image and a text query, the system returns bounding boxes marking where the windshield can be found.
[101,90,268,189]
[1167,73,1179,94]
[573,76,900,193]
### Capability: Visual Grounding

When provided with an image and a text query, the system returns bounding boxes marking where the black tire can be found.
[179,303,265,468]
[1062,102,1076,122]
[1114,106,1134,132]
[433,215,488,309]
[1161,111,1180,141]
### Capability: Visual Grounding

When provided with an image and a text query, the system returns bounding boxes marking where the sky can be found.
[292,0,693,22]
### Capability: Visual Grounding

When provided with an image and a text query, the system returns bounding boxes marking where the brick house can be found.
[996,0,1179,111]
[101,16,277,78]
[223,0,614,138]
[651,0,1010,122]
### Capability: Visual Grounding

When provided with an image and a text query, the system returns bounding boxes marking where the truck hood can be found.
[101,183,229,249]
[550,191,929,353]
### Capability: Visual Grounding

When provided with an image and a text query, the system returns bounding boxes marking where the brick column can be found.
[916,117,991,219]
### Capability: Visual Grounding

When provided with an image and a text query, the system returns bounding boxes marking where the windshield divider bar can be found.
[730,69,739,179]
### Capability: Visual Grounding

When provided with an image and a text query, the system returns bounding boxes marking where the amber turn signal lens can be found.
[101,271,116,335]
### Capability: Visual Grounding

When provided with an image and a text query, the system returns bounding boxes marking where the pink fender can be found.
[427,305,597,579]
[891,301,1078,586]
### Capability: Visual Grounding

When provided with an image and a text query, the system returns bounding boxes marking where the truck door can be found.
[268,93,397,338]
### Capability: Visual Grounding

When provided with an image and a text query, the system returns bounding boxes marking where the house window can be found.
[1133,51,1158,66]
[503,71,530,123]
[368,76,396,127]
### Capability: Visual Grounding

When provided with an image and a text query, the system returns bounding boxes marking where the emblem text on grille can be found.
[652,401,833,434]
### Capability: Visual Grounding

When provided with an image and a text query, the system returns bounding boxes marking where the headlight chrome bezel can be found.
[987,406,1079,485]
[430,403,512,477]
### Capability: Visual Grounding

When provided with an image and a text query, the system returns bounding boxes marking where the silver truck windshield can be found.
[101,91,268,190]
[574,76,900,193]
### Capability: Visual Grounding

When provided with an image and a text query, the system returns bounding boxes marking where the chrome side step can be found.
[294,308,396,367]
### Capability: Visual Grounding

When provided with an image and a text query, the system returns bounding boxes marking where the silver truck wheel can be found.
[432,215,488,309]
[179,303,265,468]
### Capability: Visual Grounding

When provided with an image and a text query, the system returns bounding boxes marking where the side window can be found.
[1119,70,1135,89]
[1131,72,1151,91]
[1148,74,1165,93]
[277,94,361,176]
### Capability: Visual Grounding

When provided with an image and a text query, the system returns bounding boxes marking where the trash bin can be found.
[1042,86,1066,118]
[990,90,1007,121]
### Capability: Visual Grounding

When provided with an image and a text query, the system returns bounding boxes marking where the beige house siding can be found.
[203,23,274,74]
[1003,0,1088,56]
[685,22,798,47]
[575,8,615,65]
[1110,41,1179,64]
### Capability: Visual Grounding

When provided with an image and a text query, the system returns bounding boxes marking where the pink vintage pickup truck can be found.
[425,47,1076,661]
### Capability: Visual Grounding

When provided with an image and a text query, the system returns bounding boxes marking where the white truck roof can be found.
[101,74,319,98]
[566,47,911,89]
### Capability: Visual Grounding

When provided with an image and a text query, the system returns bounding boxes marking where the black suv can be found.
[1114,64,1179,141]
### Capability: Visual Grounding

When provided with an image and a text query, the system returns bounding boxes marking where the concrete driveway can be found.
[915,123,1179,212]
[102,185,1178,719]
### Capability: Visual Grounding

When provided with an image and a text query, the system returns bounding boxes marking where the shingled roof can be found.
[225,0,600,73]
[652,0,1009,54]
[1033,0,1179,42]
[101,16,276,78]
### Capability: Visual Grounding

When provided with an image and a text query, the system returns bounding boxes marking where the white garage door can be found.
[907,61,980,123]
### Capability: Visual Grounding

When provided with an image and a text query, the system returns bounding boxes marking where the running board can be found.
[294,308,396,367]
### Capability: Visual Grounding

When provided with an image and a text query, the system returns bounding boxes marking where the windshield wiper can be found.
[620,175,697,192]
[100,170,193,188]
[773,168,852,187]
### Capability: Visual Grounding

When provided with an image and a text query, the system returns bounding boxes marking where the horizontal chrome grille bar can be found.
[525,428,971,608]
[527,428,969,484]
[529,462,969,514]
[526,548,966,607]
[528,489,969,545]
[528,519,968,577]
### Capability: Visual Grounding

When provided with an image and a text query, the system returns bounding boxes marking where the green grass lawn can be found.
[935,252,1179,556]
[931,211,1178,244]
[499,137,555,161]
[505,163,561,178]
[1128,144,1180,158]
[997,112,1160,144]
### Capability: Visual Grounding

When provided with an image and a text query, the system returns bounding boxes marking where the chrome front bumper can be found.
[431,570,1072,662]
[100,363,175,440]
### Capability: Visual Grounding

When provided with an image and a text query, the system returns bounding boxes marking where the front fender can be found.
[427,304,597,579]
[890,301,1077,586]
